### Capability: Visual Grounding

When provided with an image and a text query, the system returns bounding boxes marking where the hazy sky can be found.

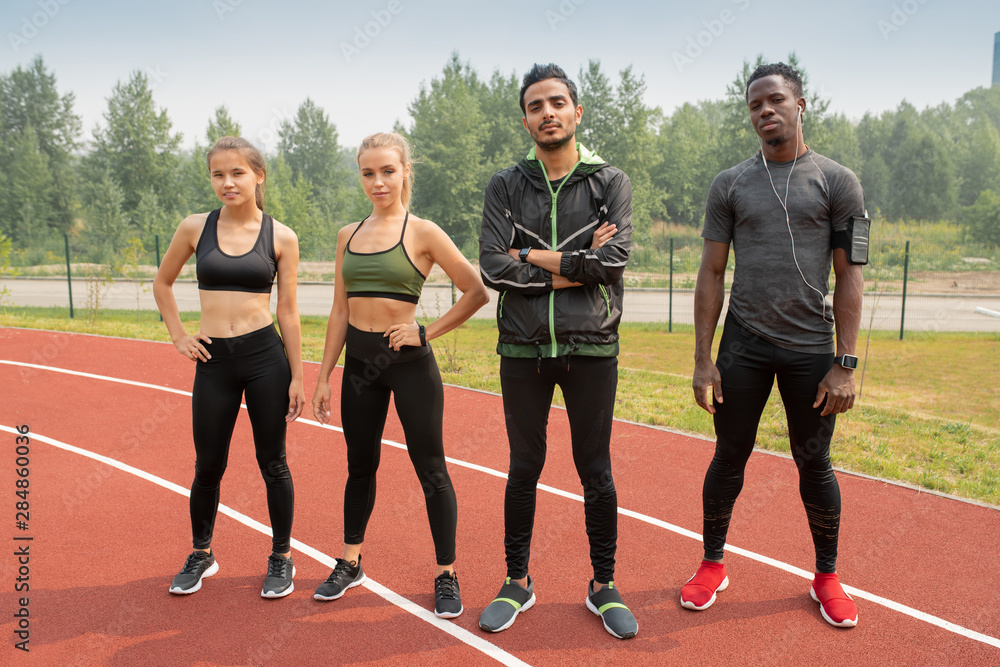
[2,0,998,152]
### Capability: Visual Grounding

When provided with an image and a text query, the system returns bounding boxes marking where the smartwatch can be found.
[834,354,859,370]
[518,247,531,263]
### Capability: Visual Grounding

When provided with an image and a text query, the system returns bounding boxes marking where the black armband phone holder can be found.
[833,215,870,265]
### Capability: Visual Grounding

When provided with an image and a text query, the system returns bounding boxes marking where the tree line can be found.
[2,53,999,265]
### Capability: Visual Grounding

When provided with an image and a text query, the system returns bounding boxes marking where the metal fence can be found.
[2,233,999,335]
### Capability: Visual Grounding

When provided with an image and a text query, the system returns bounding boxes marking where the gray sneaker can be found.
[169,550,218,595]
[479,577,535,632]
[261,553,296,598]
[585,580,638,639]
[314,555,366,601]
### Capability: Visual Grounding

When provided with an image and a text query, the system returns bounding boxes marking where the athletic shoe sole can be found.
[679,575,729,611]
[480,593,535,633]
[168,560,219,595]
[810,587,858,627]
[434,605,464,619]
[585,595,638,639]
[313,571,367,601]
[261,566,297,599]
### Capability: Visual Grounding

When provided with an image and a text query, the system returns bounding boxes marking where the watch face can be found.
[840,355,858,369]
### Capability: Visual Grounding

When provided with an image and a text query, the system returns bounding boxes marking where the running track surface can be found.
[1,327,998,666]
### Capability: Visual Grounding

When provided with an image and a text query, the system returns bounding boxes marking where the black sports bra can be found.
[196,209,277,293]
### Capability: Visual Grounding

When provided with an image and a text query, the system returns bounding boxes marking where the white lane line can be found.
[0,359,193,396]
[4,359,1000,650]
[0,425,528,667]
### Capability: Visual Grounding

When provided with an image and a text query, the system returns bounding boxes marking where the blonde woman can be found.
[311,132,488,618]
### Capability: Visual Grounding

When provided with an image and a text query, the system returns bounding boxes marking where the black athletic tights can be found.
[500,355,619,584]
[340,325,457,566]
[190,324,294,554]
[703,314,842,573]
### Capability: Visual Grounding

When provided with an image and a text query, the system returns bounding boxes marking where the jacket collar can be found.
[518,142,606,190]
[524,141,604,166]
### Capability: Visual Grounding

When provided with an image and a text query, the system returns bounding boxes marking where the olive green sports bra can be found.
[340,212,426,304]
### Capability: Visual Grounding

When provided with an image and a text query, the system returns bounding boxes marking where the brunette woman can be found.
[154,136,303,598]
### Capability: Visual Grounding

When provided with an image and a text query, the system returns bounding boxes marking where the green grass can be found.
[2,306,998,505]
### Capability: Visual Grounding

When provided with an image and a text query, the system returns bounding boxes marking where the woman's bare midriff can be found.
[199,290,275,337]
[347,296,418,332]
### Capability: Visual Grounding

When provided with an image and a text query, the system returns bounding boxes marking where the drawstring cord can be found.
[564,337,580,371]
[535,339,580,372]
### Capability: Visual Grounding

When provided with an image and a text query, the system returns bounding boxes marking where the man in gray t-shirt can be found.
[702,148,863,353]
[682,63,865,629]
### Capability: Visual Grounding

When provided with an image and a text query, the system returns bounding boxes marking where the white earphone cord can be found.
[760,109,833,325]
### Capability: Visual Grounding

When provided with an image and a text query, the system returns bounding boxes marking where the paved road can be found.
[3,277,999,331]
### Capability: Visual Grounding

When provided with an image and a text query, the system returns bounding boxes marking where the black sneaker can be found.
[314,555,365,601]
[261,553,296,598]
[434,571,463,619]
[169,550,218,595]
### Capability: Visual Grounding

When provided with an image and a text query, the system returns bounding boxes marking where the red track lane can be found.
[1,327,999,666]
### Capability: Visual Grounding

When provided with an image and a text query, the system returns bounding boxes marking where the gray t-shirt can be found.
[702,149,865,354]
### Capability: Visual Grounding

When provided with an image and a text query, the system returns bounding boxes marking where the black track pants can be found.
[340,326,457,566]
[500,355,619,584]
[190,324,294,553]
[703,314,842,573]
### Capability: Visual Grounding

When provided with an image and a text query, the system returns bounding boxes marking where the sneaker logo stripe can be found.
[492,597,523,610]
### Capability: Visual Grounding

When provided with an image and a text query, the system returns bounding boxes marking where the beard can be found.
[764,134,787,147]
[533,123,575,151]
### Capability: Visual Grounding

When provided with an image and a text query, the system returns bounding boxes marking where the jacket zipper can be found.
[599,284,611,317]
[540,157,581,358]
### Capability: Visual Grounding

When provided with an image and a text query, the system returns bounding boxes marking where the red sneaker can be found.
[680,560,729,610]
[810,572,858,627]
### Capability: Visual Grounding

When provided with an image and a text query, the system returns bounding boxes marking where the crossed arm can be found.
[506,222,617,288]
[479,172,633,292]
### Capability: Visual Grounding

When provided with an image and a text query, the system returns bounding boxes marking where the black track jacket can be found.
[478,143,633,358]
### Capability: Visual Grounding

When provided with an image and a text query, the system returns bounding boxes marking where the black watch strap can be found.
[518,247,531,263]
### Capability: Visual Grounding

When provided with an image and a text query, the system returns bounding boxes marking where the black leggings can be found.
[703,314,841,573]
[500,355,619,584]
[340,325,457,566]
[190,324,294,554]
